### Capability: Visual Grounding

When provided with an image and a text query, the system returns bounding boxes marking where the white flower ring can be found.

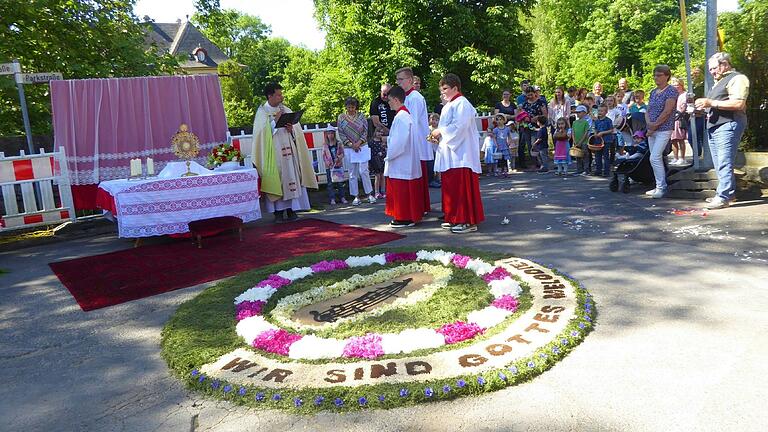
[232,250,524,361]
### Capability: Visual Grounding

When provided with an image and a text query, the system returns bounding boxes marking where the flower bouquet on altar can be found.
[207,143,243,170]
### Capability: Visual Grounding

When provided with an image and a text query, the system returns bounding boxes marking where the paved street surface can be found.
[1,172,766,432]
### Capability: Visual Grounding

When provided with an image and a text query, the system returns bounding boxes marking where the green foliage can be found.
[0,0,180,135]
[218,60,254,128]
[525,0,703,95]
[640,13,707,91]
[191,9,270,58]
[720,0,768,149]
[313,0,533,114]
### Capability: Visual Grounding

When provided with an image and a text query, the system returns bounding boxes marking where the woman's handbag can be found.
[330,167,346,183]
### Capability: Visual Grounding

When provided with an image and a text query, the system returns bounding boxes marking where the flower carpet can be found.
[161,247,595,412]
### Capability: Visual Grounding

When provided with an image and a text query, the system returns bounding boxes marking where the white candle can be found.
[146,157,154,175]
[130,159,141,177]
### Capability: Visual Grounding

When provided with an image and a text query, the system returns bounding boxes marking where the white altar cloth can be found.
[98,168,261,238]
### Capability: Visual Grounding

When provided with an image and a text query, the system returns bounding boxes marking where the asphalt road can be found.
[1,171,766,432]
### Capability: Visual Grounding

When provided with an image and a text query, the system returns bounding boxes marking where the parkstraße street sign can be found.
[16,72,63,84]
[0,62,20,75]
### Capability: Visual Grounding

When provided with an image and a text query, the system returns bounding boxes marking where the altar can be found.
[97,162,261,238]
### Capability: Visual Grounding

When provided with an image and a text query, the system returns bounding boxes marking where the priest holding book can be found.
[429,73,485,234]
[250,83,318,223]
[384,86,423,227]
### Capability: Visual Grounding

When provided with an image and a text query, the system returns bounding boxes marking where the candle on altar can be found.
[130,158,141,177]
[146,157,155,175]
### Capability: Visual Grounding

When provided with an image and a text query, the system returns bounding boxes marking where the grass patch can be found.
[161,246,596,412]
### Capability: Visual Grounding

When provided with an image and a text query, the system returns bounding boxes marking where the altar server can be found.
[395,67,433,213]
[429,73,485,234]
[251,83,318,223]
[384,86,424,227]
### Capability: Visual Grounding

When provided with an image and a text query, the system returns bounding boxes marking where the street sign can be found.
[0,62,19,75]
[15,72,63,84]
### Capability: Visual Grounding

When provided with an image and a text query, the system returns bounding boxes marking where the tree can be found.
[218,60,254,128]
[720,0,768,149]
[524,0,703,95]
[191,9,270,58]
[313,0,533,111]
[0,0,179,136]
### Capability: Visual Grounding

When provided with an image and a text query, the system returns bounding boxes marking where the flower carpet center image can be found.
[161,248,596,412]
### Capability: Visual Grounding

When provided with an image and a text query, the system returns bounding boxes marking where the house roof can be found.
[145,21,229,70]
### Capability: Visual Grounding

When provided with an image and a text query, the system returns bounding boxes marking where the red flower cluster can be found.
[207,143,243,167]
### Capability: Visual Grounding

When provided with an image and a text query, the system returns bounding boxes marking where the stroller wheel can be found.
[609,176,619,192]
[621,177,630,193]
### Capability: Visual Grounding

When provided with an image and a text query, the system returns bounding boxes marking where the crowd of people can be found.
[249,52,748,233]
[482,53,749,209]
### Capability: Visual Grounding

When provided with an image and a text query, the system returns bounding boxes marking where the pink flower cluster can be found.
[482,267,511,282]
[342,333,384,359]
[450,254,471,268]
[491,295,520,312]
[436,321,484,344]
[384,252,418,263]
[256,274,291,289]
[235,300,266,321]
[252,329,303,356]
[310,260,350,273]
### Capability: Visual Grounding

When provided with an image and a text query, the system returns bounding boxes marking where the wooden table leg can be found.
[196,234,202,249]
[133,238,142,248]
[238,226,243,242]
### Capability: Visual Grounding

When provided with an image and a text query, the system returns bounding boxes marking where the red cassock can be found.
[384,107,424,222]
[440,168,484,225]
[385,177,424,222]
[420,160,431,212]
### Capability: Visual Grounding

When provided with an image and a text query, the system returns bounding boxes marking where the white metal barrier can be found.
[227,116,494,185]
[0,147,76,231]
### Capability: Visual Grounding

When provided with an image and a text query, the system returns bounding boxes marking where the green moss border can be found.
[161,246,597,413]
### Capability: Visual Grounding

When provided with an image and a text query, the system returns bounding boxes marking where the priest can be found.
[251,83,318,223]
[384,85,423,227]
[429,73,485,234]
[395,67,432,213]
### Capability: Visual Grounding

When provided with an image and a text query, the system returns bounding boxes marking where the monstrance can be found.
[171,124,200,176]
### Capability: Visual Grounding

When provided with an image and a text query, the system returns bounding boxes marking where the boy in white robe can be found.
[384,85,424,227]
[430,73,485,234]
[396,67,433,213]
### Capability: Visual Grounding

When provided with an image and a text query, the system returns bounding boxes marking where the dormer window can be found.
[193,47,207,63]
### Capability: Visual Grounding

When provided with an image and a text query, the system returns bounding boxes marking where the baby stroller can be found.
[609,112,655,193]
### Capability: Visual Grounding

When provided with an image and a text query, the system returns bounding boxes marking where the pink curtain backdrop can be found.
[51,75,228,187]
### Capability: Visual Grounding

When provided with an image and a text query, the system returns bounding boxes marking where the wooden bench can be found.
[187,216,243,249]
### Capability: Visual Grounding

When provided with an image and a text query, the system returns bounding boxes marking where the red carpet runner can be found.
[49,219,404,311]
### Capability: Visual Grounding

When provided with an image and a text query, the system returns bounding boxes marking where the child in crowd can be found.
[493,114,513,176]
[572,105,591,175]
[428,113,441,186]
[628,90,647,113]
[481,126,497,175]
[593,104,615,177]
[582,95,596,122]
[552,117,571,175]
[507,121,519,173]
[322,127,347,205]
[616,129,650,162]
[532,115,549,173]
[369,128,387,199]
[604,95,623,164]
[605,96,622,123]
